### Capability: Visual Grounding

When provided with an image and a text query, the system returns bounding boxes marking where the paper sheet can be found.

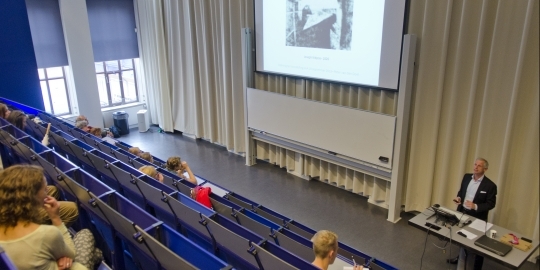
[458,229,477,240]
[468,219,493,232]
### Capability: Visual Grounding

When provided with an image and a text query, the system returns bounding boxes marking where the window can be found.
[95,59,139,108]
[38,66,71,116]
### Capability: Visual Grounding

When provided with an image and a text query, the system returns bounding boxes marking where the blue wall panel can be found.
[0,0,44,110]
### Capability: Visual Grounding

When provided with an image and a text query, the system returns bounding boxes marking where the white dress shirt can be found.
[463,174,483,210]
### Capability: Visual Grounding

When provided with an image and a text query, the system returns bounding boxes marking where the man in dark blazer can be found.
[455,158,497,221]
[448,158,497,269]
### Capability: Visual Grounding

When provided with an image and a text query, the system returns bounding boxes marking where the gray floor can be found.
[119,127,538,270]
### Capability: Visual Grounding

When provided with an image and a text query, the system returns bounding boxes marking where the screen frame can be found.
[253,0,410,91]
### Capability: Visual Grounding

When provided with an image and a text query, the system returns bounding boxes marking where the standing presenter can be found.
[448,157,497,270]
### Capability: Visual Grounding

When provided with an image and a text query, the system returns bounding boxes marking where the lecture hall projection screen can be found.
[254,0,407,90]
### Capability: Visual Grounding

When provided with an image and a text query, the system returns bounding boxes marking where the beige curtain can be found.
[255,0,539,238]
[405,0,538,237]
[135,0,175,132]
[137,0,253,151]
[161,0,253,153]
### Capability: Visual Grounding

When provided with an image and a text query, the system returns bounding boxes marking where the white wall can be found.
[62,103,146,130]
[102,104,146,128]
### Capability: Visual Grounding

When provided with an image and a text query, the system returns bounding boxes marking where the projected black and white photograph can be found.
[285,0,354,50]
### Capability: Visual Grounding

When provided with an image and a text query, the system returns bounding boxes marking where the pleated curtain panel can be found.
[135,0,538,246]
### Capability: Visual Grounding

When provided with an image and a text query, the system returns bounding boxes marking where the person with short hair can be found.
[89,127,116,144]
[311,230,361,270]
[128,147,142,156]
[140,152,154,163]
[166,156,197,185]
[0,165,86,269]
[448,158,497,269]
[75,115,91,132]
[139,165,163,183]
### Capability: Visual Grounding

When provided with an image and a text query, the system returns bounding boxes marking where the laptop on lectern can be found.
[474,235,512,256]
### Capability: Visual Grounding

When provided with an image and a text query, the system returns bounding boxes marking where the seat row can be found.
[0,97,397,270]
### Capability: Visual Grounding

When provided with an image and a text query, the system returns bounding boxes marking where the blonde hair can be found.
[128,147,142,156]
[166,156,182,171]
[140,152,153,163]
[311,230,338,258]
[0,165,44,228]
[139,165,158,179]
[90,127,102,137]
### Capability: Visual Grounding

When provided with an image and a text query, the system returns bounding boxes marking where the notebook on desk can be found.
[474,235,512,256]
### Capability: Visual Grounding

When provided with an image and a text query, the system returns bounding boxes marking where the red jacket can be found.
[192,186,213,209]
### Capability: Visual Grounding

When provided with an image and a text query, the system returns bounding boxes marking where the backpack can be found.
[191,186,213,209]
[109,125,121,138]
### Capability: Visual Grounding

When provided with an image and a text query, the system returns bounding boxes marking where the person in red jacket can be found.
[190,186,212,209]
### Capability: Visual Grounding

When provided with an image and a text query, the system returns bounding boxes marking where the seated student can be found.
[166,156,197,185]
[89,127,102,137]
[75,115,91,132]
[0,103,11,119]
[311,230,361,270]
[140,152,154,163]
[139,165,164,183]
[0,165,87,269]
[6,110,27,130]
[5,114,79,225]
[7,110,51,147]
[128,147,142,157]
[89,127,116,144]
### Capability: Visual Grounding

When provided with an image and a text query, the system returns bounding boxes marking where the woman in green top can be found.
[0,165,86,270]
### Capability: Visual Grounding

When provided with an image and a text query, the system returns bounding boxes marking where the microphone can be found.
[457,211,466,227]
[484,217,488,236]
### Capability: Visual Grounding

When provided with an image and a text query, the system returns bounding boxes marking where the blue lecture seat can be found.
[270,227,314,263]
[258,240,319,270]
[161,193,215,251]
[204,214,263,269]
[129,157,154,170]
[85,150,119,181]
[253,205,292,227]
[284,219,317,240]
[88,193,162,270]
[95,140,119,153]
[251,241,313,270]
[115,141,131,151]
[224,192,258,211]
[0,124,29,141]
[151,155,166,168]
[111,148,136,165]
[64,168,114,199]
[232,209,274,241]
[143,224,231,270]
[0,99,398,270]
[135,175,177,226]
[209,194,240,222]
